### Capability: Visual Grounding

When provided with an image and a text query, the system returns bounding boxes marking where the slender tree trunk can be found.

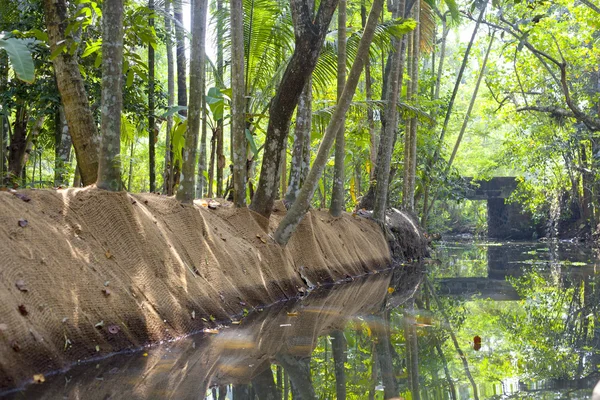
[97,0,124,191]
[434,19,449,105]
[177,0,207,202]
[274,0,384,245]
[285,81,312,205]
[374,311,398,399]
[173,0,187,193]
[361,0,377,182]
[208,129,216,197]
[231,0,247,206]
[252,367,281,400]
[54,106,72,186]
[330,0,347,216]
[216,124,224,197]
[331,330,347,400]
[373,0,406,221]
[6,105,28,187]
[127,140,135,191]
[43,0,99,185]
[0,51,7,185]
[73,165,81,187]
[276,355,316,400]
[197,87,207,198]
[164,0,175,194]
[402,1,420,211]
[249,0,339,219]
[148,0,156,192]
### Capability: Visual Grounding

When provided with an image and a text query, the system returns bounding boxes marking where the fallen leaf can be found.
[102,288,111,297]
[280,324,292,327]
[107,324,120,334]
[286,312,299,317]
[18,305,28,316]
[191,310,195,320]
[33,374,45,384]
[95,321,104,328]
[18,219,28,228]
[203,328,219,334]
[143,352,148,357]
[208,200,220,209]
[95,345,100,352]
[105,250,112,259]
[15,280,28,292]
[387,287,395,294]
[11,340,20,352]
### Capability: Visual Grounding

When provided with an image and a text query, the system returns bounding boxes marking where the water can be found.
[4,239,600,399]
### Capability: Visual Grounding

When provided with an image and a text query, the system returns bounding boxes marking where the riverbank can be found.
[0,187,426,389]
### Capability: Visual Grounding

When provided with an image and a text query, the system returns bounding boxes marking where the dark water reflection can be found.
[4,239,600,399]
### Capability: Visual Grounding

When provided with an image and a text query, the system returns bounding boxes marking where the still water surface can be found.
[5,239,600,399]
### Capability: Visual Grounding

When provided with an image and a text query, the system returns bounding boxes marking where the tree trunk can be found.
[231,0,247,206]
[96,0,124,191]
[173,0,187,193]
[402,1,420,212]
[274,0,384,245]
[285,85,312,205]
[164,0,175,194]
[249,0,339,218]
[330,0,347,217]
[54,106,72,187]
[361,0,377,182]
[0,51,7,185]
[6,105,28,187]
[177,0,207,202]
[404,303,420,400]
[197,86,208,198]
[276,355,316,400]
[208,129,216,198]
[148,0,156,192]
[43,0,99,186]
[216,123,224,197]
[373,0,406,221]
[374,311,398,399]
[252,367,281,400]
[331,330,347,400]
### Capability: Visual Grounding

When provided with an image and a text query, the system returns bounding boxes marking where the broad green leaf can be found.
[0,35,35,83]
[81,40,102,58]
[161,106,188,119]
[245,128,259,156]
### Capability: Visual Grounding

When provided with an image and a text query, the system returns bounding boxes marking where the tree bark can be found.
[96,0,124,191]
[402,1,420,211]
[54,106,72,187]
[249,0,340,218]
[197,86,208,198]
[331,330,347,400]
[164,0,175,194]
[276,355,316,400]
[177,0,207,202]
[252,366,281,400]
[373,0,406,221]
[173,0,187,193]
[0,51,7,185]
[148,0,156,192]
[231,0,247,206]
[285,90,313,204]
[43,0,99,186]
[6,105,28,187]
[274,0,384,245]
[330,0,347,216]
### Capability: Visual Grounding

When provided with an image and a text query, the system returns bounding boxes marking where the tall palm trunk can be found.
[173,0,187,193]
[402,1,420,212]
[164,0,175,194]
[0,51,7,185]
[249,0,340,219]
[96,0,124,191]
[43,0,99,185]
[54,106,72,186]
[373,0,406,221]
[274,0,385,245]
[362,0,376,181]
[330,0,347,216]
[196,88,207,198]
[148,0,156,192]
[231,0,247,206]
[177,0,207,202]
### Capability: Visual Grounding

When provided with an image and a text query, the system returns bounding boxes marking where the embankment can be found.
[0,188,426,389]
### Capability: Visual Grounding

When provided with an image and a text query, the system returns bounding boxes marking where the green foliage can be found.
[0,33,35,83]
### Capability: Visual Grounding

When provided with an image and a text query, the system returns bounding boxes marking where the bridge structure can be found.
[459,177,543,240]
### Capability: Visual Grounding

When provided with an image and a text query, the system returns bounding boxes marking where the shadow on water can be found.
[4,239,600,399]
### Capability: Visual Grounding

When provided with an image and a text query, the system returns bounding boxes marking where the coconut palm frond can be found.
[420,0,435,53]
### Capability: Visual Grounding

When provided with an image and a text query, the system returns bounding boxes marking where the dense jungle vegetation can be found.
[1,0,599,238]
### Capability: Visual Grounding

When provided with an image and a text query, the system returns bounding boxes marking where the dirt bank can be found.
[0,188,425,389]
